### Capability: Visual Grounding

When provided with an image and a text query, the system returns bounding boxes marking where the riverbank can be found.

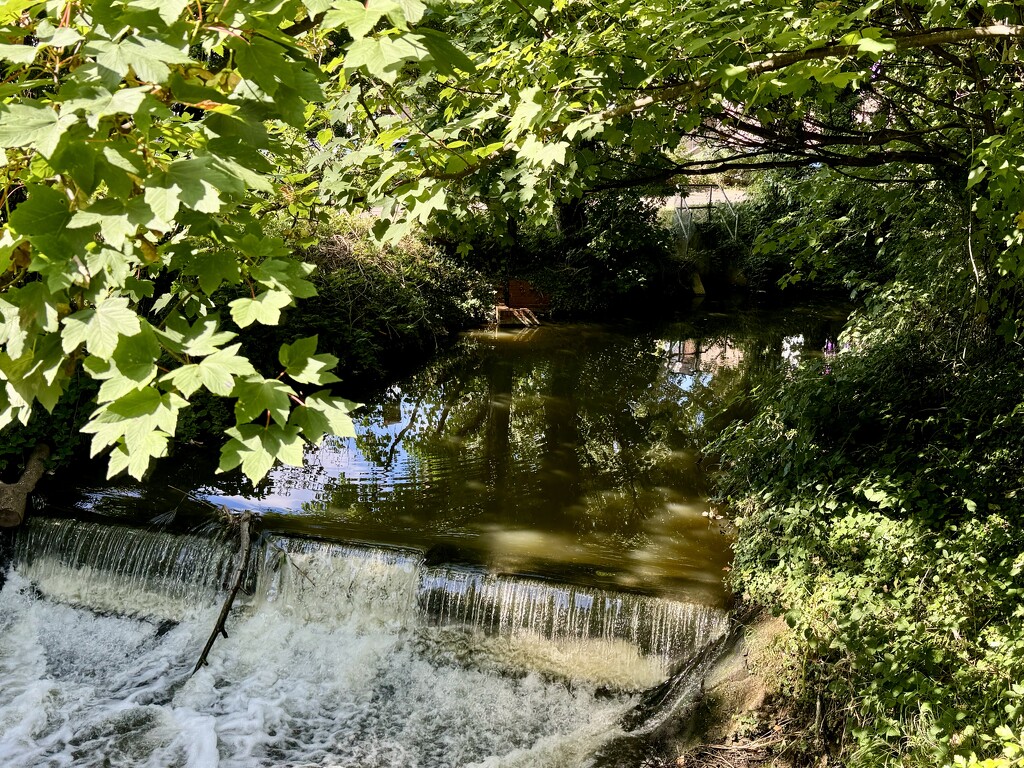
[677,613,796,768]
[710,288,1024,768]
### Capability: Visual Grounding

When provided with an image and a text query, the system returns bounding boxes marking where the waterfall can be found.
[0,517,729,767]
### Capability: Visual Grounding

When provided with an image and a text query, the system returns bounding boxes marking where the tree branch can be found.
[192,510,254,675]
[596,24,1024,123]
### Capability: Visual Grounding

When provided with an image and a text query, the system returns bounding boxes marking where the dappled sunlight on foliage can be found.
[715,284,1024,766]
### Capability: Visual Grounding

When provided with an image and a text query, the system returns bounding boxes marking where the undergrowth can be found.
[437,188,679,315]
[237,211,491,386]
[712,285,1024,767]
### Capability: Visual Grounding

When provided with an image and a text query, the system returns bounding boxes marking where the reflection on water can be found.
[41,304,846,607]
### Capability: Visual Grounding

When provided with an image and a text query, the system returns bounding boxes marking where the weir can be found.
[0,314,847,765]
[0,517,729,767]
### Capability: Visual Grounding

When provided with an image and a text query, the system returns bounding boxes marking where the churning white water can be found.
[0,518,727,767]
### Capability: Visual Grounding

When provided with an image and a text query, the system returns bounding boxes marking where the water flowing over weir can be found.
[2,312,851,765]
[0,517,728,767]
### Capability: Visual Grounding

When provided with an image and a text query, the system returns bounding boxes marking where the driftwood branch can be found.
[192,510,255,675]
[263,535,317,587]
[0,443,50,527]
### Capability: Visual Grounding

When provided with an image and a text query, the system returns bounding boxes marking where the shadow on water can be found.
[36,300,847,606]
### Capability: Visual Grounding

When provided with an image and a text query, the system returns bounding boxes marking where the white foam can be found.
[0,522,727,766]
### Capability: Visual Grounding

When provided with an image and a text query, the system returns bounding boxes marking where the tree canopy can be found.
[1,0,1022,481]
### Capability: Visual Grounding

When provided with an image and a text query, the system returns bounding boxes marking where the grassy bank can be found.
[711,286,1024,767]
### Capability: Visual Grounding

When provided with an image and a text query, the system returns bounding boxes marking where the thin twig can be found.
[192,510,254,675]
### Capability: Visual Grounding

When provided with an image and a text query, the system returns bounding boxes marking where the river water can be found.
[0,302,845,767]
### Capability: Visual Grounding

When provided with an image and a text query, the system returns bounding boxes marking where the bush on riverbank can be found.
[437,188,680,315]
[261,212,491,383]
[688,169,945,293]
[712,283,1024,766]
[174,213,491,446]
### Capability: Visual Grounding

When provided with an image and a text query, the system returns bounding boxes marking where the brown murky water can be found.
[40,302,846,608]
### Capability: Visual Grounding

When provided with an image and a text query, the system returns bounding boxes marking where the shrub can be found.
[713,284,1024,766]
[244,212,491,386]
[438,189,679,316]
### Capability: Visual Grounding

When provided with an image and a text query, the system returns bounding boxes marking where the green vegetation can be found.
[2,0,1023,484]
[1,2,1024,762]
[439,189,678,315]
[711,168,1024,766]
[250,213,490,385]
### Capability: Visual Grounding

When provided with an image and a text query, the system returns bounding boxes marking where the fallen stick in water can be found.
[192,510,254,675]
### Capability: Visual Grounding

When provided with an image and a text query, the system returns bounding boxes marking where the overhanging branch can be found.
[596,24,1024,123]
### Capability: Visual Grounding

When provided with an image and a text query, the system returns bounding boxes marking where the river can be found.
[0,301,845,767]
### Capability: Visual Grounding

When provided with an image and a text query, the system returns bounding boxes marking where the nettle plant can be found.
[0,0,464,482]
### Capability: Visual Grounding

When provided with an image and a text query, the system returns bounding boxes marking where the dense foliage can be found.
[439,189,678,315]
[0,1,1022,763]
[0,0,1022,483]
[712,168,1024,765]
[254,212,490,383]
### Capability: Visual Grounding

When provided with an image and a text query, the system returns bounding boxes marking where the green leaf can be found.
[278,336,341,385]
[518,136,567,168]
[219,424,306,483]
[231,36,323,101]
[324,0,388,38]
[967,165,987,190]
[233,375,295,425]
[278,335,342,385]
[0,334,67,412]
[8,184,72,236]
[507,87,544,137]
[34,20,83,49]
[112,321,160,379]
[61,297,141,358]
[179,249,243,295]
[229,290,293,328]
[12,282,60,335]
[856,34,896,56]
[83,388,186,479]
[344,36,421,84]
[413,28,476,75]
[124,0,190,25]
[154,313,236,357]
[68,199,140,250]
[160,343,256,397]
[61,86,150,129]
[389,0,427,26]
[87,36,192,85]
[0,42,38,64]
[145,157,242,225]
[251,258,317,299]
[289,391,358,444]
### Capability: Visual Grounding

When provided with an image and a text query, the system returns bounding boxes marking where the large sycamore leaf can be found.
[219,424,306,483]
[233,375,295,426]
[289,391,358,444]
[229,290,293,328]
[279,336,340,385]
[160,344,256,397]
[86,36,192,85]
[0,103,78,156]
[61,297,142,358]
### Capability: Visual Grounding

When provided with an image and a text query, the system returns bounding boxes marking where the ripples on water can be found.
[5,308,846,765]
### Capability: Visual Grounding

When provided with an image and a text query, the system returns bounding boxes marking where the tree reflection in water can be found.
[44,304,846,608]
[220,306,846,605]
